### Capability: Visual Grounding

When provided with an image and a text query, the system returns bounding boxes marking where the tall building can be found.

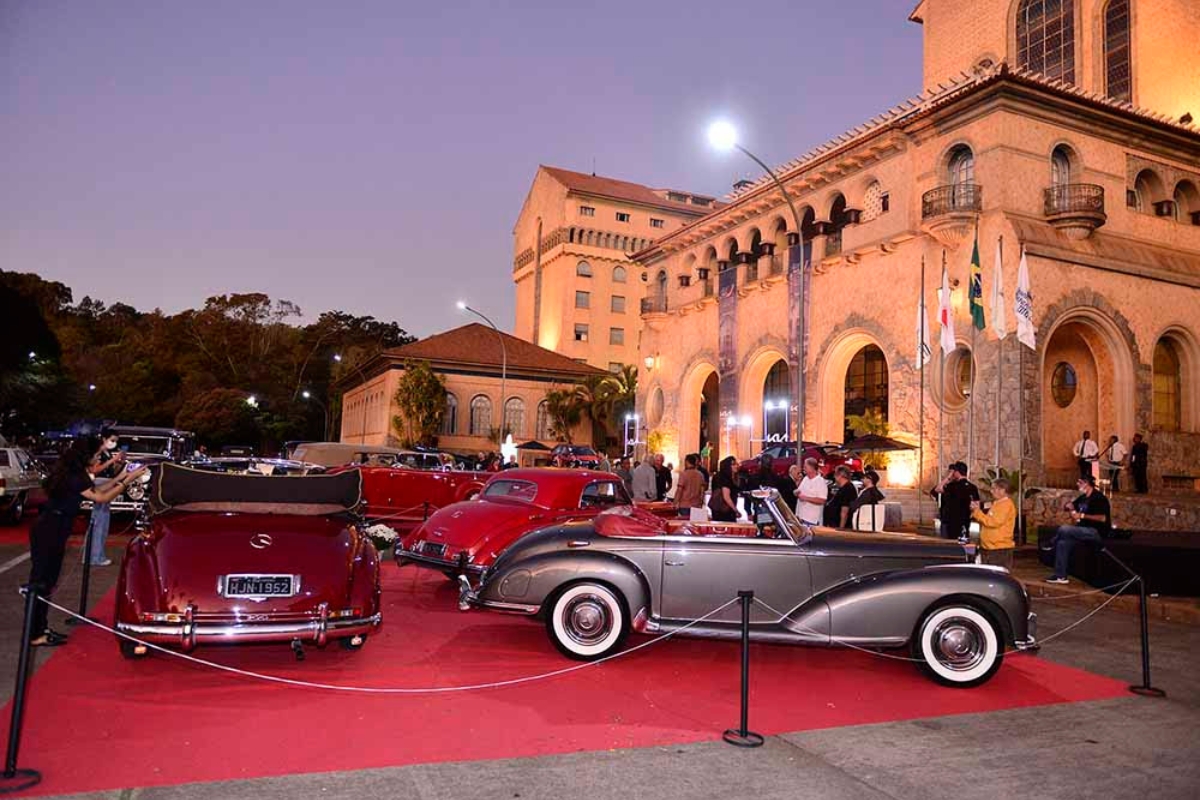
[512,166,720,372]
[632,0,1200,519]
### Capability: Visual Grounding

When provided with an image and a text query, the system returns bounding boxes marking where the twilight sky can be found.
[1,1,921,337]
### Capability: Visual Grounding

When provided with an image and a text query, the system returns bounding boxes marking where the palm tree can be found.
[575,375,613,448]
[603,364,637,422]
[544,388,584,443]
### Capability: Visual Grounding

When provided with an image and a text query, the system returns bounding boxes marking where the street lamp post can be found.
[458,302,507,438]
[709,120,808,468]
[302,390,331,441]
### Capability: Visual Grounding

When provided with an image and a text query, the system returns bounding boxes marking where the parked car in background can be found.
[0,438,46,524]
[396,468,676,578]
[185,456,325,476]
[459,489,1035,687]
[549,444,601,467]
[739,441,862,480]
[348,464,489,534]
[115,463,381,658]
[80,424,195,513]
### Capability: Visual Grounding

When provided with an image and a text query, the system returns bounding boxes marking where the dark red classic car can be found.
[395,468,675,577]
[115,464,382,658]
[327,464,488,535]
[739,441,863,480]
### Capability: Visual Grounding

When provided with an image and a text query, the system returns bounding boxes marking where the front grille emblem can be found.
[249,533,273,549]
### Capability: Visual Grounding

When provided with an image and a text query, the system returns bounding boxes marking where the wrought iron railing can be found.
[1044,183,1105,216]
[921,183,982,218]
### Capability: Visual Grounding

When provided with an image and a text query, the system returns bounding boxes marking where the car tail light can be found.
[329,608,360,619]
[141,612,185,623]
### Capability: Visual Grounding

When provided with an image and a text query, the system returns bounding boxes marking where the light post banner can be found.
[718,263,740,446]
[786,240,811,437]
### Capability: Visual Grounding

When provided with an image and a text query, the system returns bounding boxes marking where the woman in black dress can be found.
[27,436,147,647]
[708,456,741,523]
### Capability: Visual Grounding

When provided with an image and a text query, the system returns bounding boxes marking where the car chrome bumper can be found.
[394,547,485,575]
[455,575,537,615]
[1014,611,1038,651]
[115,611,382,651]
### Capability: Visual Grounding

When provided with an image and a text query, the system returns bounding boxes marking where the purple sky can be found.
[2,1,921,337]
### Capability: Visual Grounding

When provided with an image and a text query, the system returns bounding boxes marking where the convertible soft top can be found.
[150,462,363,515]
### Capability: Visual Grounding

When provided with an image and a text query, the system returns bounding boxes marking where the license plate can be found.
[220,574,298,598]
[421,542,447,558]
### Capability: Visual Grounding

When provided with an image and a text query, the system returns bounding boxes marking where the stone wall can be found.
[1147,430,1200,490]
[1024,488,1200,533]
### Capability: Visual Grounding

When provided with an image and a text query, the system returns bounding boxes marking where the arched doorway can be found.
[1040,313,1136,484]
[699,372,720,470]
[762,360,790,441]
[843,345,889,443]
[678,361,721,471]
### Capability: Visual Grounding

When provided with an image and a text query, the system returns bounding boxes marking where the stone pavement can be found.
[1,533,1197,800]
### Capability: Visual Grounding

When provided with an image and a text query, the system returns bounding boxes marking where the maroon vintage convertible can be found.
[394,468,676,577]
[115,463,382,658]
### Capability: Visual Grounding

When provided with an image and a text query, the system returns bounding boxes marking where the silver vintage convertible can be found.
[459,490,1036,687]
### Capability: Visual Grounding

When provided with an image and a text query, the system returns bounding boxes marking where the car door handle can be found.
[664,560,685,567]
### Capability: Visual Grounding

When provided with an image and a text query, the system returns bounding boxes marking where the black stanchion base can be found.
[722,729,764,748]
[1129,685,1167,698]
[0,768,42,794]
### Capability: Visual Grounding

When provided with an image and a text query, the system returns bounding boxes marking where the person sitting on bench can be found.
[1044,474,1112,585]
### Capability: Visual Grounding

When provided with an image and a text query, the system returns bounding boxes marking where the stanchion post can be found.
[66,516,96,626]
[722,590,763,748]
[1,587,43,793]
[1129,576,1166,698]
[422,501,430,522]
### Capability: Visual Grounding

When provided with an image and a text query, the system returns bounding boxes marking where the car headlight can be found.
[125,482,146,501]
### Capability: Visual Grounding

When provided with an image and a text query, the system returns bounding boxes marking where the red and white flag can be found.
[939,263,956,355]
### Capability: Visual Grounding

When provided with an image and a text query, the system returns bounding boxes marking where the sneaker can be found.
[90,558,113,567]
[1044,576,1069,585]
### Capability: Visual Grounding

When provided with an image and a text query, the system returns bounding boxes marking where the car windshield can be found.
[482,479,538,503]
[747,489,811,544]
[118,435,172,456]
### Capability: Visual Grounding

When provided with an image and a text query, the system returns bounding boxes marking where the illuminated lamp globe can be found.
[707,120,738,152]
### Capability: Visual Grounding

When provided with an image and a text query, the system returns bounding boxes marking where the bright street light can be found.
[302,390,312,399]
[332,353,343,362]
[28,351,36,360]
[88,384,97,392]
[706,120,738,152]
[246,395,258,408]
[455,300,467,311]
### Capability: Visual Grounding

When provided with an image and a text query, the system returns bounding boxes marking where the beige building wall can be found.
[513,167,714,371]
[633,3,1200,492]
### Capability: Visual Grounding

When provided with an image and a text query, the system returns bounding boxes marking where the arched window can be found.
[576,260,592,277]
[469,395,492,436]
[503,397,525,437]
[613,265,627,283]
[1130,169,1161,213]
[943,346,975,409]
[535,400,551,440]
[1051,146,1072,186]
[762,360,790,439]
[1173,181,1199,224]
[655,270,668,311]
[843,345,889,443]
[948,145,975,186]
[441,393,458,436]
[1103,0,1131,102]
[1016,0,1076,85]
[1153,339,1182,431]
[826,194,849,256]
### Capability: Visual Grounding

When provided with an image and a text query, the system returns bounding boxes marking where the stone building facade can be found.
[512,166,719,372]
[633,0,1200,495]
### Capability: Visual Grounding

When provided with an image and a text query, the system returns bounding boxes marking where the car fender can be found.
[819,564,1028,646]
[481,550,652,621]
[348,533,382,616]
[453,477,487,502]
[115,536,164,624]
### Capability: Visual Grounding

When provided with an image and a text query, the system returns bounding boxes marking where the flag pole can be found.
[995,235,1004,469]
[918,255,926,527]
[1017,243,1025,545]
[968,225,978,474]
[938,250,946,481]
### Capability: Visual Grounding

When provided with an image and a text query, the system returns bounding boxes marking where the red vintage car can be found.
[394,468,675,577]
[739,441,863,480]
[115,464,382,658]
[327,464,488,535]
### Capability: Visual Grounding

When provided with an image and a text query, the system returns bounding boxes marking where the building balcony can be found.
[640,295,668,315]
[921,183,982,248]
[1043,183,1106,240]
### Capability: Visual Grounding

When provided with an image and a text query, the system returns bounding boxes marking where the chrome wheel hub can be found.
[563,595,612,646]
[932,618,986,672]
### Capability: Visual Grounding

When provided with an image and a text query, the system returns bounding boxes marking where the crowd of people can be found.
[1072,429,1149,494]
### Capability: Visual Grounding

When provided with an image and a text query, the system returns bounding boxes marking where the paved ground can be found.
[1,529,1197,800]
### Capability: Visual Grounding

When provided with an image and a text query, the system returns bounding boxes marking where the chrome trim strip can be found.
[116,613,381,640]
[395,549,485,574]
[476,599,538,615]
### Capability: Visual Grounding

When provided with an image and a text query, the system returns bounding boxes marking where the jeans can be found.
[86,501,111,564]
[1051,524,1102,579]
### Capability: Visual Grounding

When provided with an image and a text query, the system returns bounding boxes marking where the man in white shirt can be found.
[794,457,828,526]
[1103,434,1127,492]
[1072,431,1099,480]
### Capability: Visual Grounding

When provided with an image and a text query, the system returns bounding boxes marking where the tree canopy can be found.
[0,270,414,449]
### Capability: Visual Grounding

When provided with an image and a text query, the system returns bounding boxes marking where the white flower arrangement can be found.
[364,523,399,542]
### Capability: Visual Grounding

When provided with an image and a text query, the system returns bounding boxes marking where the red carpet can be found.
[7,566,1127,797]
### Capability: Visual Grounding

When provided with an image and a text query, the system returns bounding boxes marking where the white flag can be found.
[991,238,1008,340]
[1014,248,1036,350]
[916,290,932,368]
[938,264,956,354]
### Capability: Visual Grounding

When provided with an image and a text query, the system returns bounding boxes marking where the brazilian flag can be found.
[969,232,986,330]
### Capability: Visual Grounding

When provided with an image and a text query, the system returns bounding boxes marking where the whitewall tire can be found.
[546,582,628,661]
[913,604,1003,687]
